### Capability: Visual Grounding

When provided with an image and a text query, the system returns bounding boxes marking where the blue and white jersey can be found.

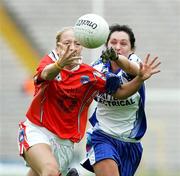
[89,54,147,143]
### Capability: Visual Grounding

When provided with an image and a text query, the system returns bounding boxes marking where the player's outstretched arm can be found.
[101,47,139,75]
[115,54,139,75]
[113,54,161,99]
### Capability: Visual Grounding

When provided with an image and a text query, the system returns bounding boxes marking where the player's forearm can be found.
[113,76,143,99]
[41,62,62,80]
[115,55,139,75]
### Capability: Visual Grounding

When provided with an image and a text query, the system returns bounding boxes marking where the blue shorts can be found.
[81,130,143,176]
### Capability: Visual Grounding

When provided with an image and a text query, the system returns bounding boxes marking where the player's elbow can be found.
[41,71,49,80]
[41,70,54,80]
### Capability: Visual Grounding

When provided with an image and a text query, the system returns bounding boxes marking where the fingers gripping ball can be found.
[101,47,119,63]
[105,72,122,94]
[74,13,109,48]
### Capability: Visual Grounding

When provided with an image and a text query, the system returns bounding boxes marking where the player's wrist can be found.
[136,75,144,82]
[115,55,121,63]
[54,61,63,70]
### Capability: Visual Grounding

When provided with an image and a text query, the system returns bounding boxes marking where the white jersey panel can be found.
[95,92,140,141]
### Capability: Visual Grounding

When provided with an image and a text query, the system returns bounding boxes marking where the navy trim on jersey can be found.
[105,72,123,94]
[89,108,98,127]
[51,51,57,60]
[129,84,146,140]
[138,83,145,107]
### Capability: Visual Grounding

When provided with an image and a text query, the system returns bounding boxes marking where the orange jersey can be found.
[26,53,106,143]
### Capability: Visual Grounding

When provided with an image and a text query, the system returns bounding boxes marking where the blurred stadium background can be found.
[0,0,180,175]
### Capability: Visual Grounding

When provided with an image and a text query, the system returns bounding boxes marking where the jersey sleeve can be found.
[105,72,123,94]
[128,53,142,64]
[91,60,122,94]
[34,55,54,85]
[92,69,122,95]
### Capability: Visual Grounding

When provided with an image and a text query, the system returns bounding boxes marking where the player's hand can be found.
[138,54,161,81]
[101,47,119,63]
[57,43,82,68]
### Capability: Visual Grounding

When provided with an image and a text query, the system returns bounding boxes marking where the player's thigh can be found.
[93,158,120,176]
[24,143,59,175]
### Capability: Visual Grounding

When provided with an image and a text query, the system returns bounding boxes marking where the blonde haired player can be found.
[17,26,160,176]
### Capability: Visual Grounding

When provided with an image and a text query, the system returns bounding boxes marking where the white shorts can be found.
[18,119,74,175]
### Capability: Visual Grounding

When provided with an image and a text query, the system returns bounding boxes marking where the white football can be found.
[74,13,109,48]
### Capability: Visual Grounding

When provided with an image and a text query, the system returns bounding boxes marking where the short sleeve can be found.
[34,55,54,85]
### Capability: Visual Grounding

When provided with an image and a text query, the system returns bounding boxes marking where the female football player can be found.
[81,24,160,176]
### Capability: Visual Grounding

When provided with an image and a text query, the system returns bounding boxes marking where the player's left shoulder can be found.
[91,58,103,67]
[81,63,94,70]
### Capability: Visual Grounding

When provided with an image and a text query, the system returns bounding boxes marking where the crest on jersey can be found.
[93,71,106,80]
[80,75,90,84]
[55,73,62,81]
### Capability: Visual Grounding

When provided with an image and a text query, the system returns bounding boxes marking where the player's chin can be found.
[72,56,83,62]
[71,60,82,66]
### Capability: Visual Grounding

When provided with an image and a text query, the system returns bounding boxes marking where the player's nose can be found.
[69,43,76,51]
[114,43,122,50]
